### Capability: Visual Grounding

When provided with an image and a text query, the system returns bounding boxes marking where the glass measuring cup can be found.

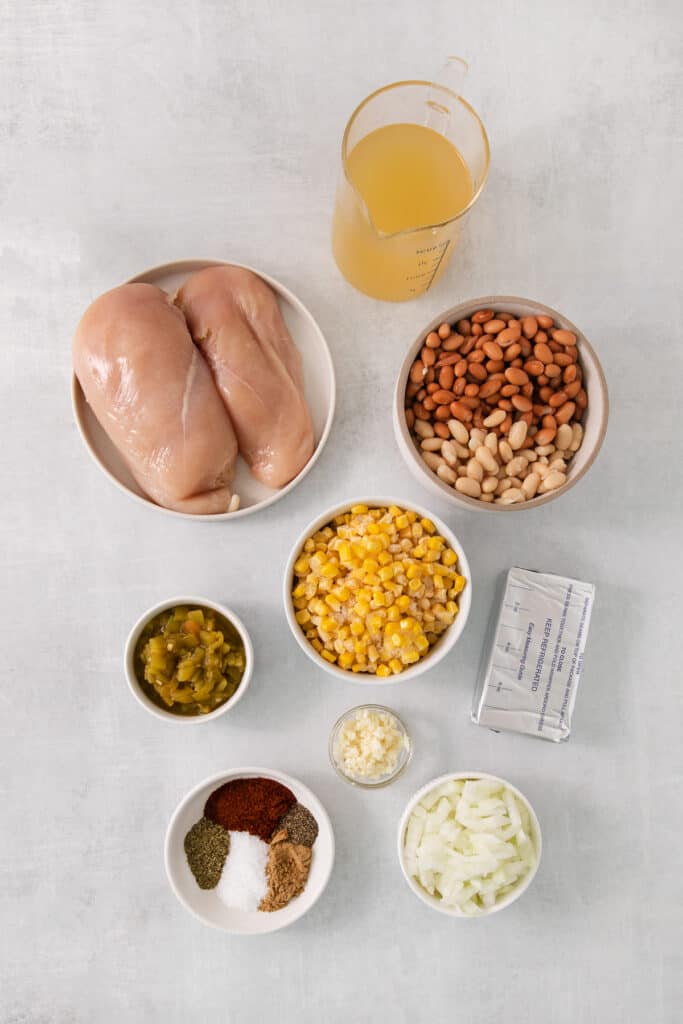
[331,77,490,302]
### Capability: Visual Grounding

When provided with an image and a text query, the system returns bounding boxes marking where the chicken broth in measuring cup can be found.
[331,75,489,302]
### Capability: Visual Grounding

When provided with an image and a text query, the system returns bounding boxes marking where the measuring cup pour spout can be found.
[331,64,490,302]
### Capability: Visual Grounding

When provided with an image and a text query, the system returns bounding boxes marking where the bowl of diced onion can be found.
[283,498,471,684]
[398,772,542,917]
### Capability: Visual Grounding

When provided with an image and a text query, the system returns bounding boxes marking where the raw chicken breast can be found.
[73,283,238,514]
[175,266,314,489]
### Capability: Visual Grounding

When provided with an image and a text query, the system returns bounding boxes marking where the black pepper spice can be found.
[184,817,231,889]
[275,803,318,847]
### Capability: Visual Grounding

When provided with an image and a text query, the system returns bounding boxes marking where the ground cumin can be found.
[259,829,312,912]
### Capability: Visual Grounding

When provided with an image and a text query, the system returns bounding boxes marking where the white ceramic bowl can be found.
[393,296,608,512]
[165,767,335,933]
[397,771,542,917]
[124,596,253,723]
[283,497,472,684]
[72,259,336,520]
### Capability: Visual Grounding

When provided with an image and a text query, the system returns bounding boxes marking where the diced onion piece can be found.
[404,777,537,914]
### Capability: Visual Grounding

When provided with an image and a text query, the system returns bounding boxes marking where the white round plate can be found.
[72,259,336,520]
[165,767,335,933]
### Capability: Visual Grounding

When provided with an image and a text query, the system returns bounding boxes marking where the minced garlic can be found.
[335,708,405,779]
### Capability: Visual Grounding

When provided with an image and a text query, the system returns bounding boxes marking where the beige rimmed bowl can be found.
[124,596,253,724]
[72,259,336,520]
[283,497,472,684]
[393,296,608,512]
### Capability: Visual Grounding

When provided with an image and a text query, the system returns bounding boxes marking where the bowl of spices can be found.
[330,705,412,787]
[124,596,253,723]
[165,768,335,933]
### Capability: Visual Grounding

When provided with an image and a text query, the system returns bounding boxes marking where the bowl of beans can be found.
[283,499,471,683]
[393,297,608,510]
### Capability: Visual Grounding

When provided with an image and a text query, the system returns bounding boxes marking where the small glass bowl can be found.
[329,704,412,789]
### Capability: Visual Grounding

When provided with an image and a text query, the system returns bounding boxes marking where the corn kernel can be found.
[420,518,436,534]
[354,600,370,616]
[376,664,391,678]
[389,658,403,674]
[441,548,457,567]
[321,649,336,663]
[350,620,364,637]
[396,594,411,611]
[338,652,354,669]
[408,578,422,593]
[324,594,341,609]
[311,638,323,652]
[295,609,311,626]
[351,504,368,514]
[395,514,410,530]
[453,575,465,592]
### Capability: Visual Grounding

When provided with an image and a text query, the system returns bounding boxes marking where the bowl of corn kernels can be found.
[283,499,471,683]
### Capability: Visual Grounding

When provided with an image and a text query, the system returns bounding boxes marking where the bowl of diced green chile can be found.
[124,597,253,722]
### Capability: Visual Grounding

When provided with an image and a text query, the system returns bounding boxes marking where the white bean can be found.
[414,419,434,439]
[535,444,555,457]
[483,409,506,428]
[447,419,469,445]
[482,475,499,494]
[420,437,443,452]
[422,451,444,472]
[485,431,498,454]
[506,456,527,478]
[455,477,481,498]
[437,463,457,486]
[522,472,540,499]
[441,440,459,467]
[549,457,567,472]
[509,420,528,450]
[468,428,486,451]
[479,492,494,503]
[570,423,584,452]
[475,445,498,474]
[539,470,567,492]
[556,423,573,451]
[500,487,525,503]
[498,439,514,463]
[467,458,485,482]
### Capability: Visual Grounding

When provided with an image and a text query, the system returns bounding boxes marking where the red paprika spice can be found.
[204,777,296,841]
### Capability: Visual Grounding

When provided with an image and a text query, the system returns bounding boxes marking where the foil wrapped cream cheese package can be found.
[472,567,595,742]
